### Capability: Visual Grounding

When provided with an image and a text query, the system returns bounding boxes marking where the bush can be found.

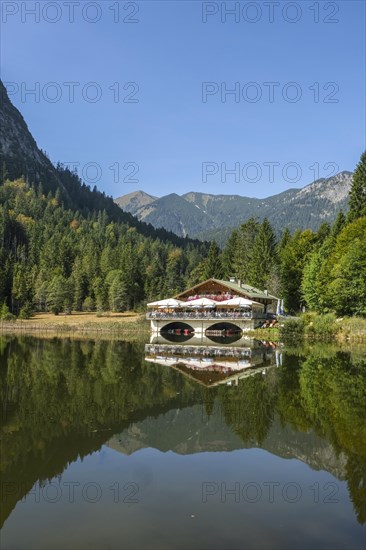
[96,311,110,317]
[305,313,339,338]
[18,302,34,319]
[82,297,95,312]
[341,316,366,338]
[279,318,305,341]
[301,311,316,326]
[0,302,10,320]
[3,312,16,321]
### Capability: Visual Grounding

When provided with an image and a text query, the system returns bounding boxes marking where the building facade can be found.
[147,278,278,336]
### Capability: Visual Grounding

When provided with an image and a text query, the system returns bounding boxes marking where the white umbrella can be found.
[185,297,217,308]
[147,298,184,308]
[217,297,258,308]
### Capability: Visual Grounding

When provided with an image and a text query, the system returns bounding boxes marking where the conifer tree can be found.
[331,210,346,237]
[348,151,366,221]
[232,218,260,282]
[221,229,238,278]
[201,241,224,280]
[250,219,277,289]
[108,271,127,312]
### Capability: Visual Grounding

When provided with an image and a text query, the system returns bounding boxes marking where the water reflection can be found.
[0,335,365,548]
[145,337,278,387]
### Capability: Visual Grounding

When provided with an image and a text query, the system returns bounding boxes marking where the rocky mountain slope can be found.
[115,172,352,242]
[115,190,157,214]
[108,404,346,480]
[0,80,204,248]
[0,80,69,195]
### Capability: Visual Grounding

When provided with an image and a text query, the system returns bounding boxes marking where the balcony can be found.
[146,310,265,320]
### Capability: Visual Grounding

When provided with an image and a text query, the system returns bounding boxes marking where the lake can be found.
[0,335,365,549]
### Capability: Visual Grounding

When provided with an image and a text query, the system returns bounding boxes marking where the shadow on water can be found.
[0,334,365,533]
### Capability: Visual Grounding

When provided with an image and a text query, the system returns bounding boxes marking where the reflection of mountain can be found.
[0,336,365,527]
[108,405,347,479]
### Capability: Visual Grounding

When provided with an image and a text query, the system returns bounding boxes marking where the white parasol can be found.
[147,298,184,308]
[185,297,217,308]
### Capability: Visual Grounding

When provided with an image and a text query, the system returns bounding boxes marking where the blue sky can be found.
[1,1,365,198]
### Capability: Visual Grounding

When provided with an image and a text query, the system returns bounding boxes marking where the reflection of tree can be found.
[346,452,366,524]
[275,353,311,432]
[298,351,366,524]
[218,373,275,445]
[1,337,365,527]
[200,386,217,419]
[299,352,366,457]
[0,336,200,527]
[217,346,366,525]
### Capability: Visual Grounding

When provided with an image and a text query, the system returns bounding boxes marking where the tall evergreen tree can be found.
[232,218,260,282]
[331,210,346,237]
[348,151,366,221]
[201,241,224,280]
[108,271,127,312]
[47,274,73,315]
[250,219,277,289]
[221,229,238,278]
[278,227,291,253]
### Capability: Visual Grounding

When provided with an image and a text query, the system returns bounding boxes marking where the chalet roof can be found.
[175,278,278,301]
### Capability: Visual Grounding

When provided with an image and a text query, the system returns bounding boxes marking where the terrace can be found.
[147,278,279,334]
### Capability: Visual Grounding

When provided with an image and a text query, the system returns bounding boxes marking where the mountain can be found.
[108,405,346,480]
[127,192,216,237]
[0,80,69,196]
[115,172,353,243]
[114,190,157,215]
[0,80,205,249]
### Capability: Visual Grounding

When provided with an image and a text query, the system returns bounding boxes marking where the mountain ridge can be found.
[0,80,206,249]
[108,405,346,480]
[115,171,353,244]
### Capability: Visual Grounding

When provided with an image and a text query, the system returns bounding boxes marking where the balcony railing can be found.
[146,311,265,320]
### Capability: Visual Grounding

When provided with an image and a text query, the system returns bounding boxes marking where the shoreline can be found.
[1,312,366,344]
[0,311,150,337]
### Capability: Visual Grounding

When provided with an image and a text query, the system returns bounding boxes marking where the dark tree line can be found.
[0,180,207,316]
[1,152,365,317]
[199,152,366,316]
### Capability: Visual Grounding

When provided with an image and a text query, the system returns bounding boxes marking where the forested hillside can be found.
[0,80,205,249]
[0,78,364,318]
[0,180,206,317]
[194,152,366,316]
[0,79,208,317]
[0,159,364,317]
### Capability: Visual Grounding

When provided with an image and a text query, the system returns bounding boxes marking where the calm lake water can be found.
[0,335,365,550]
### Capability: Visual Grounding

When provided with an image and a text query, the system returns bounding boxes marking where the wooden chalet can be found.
[147,278,278,337]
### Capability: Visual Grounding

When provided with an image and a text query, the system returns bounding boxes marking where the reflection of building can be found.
[145,338,277,387]
[147,278,278,336]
